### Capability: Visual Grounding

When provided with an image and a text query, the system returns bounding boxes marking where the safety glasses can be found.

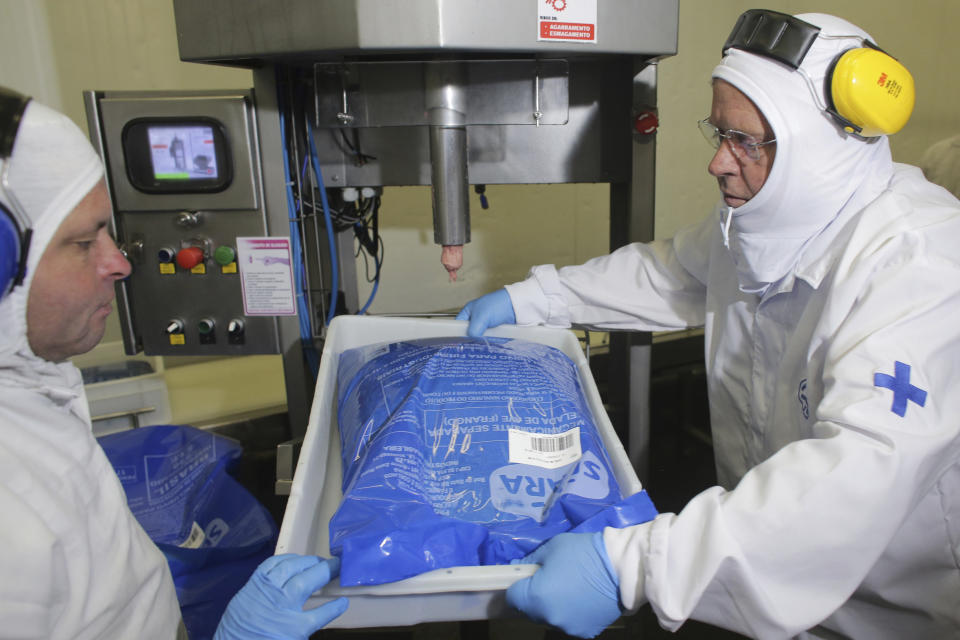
[698,118,776,161]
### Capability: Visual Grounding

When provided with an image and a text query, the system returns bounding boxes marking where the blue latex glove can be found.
[455,288,516,337]
[214,554,348,640]
[506,531,622,639]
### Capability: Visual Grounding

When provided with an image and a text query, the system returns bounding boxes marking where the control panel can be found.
[85,90,280,356]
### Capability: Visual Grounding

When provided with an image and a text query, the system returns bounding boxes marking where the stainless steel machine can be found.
[85,0,678,483]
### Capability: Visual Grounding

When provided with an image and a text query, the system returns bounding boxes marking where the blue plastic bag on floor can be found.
[99,425,277,640]
[331,337,657,586]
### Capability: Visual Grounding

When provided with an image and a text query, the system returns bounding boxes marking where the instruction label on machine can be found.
[236,237,297,316]
[538,0,597,43]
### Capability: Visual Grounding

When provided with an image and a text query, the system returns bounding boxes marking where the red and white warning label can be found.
[538,0,597,43]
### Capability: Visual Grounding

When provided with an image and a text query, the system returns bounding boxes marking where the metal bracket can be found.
[313,59,569,128]
[275,437,304,495]
[90,406,156,429]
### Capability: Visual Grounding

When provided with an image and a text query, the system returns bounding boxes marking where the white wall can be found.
[41,0,253,125]
[0,1,61,109]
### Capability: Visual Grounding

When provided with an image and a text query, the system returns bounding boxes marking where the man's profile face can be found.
[707,79,776,207]
[26,180,131,362]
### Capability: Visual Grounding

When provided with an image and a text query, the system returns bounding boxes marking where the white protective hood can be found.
[0,98,104,398]
[0,97,184,640]
[712,13,895,295]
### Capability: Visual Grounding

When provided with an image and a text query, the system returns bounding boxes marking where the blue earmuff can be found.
[0,86,32,300]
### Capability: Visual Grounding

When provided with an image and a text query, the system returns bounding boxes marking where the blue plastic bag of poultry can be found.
[330,336,657,586]
[99,424,277,640]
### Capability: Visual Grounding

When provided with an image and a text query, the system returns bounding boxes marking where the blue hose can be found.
[277,80,319,378]
[358,253,380,315]
[306,124,339,327]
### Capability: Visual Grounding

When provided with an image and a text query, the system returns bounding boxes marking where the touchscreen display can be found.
[147,125,219,181]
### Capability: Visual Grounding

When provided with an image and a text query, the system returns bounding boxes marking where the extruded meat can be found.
[440,244,463,281]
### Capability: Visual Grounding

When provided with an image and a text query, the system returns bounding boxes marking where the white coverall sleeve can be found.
[604,228,960,637]
[505,214,713,331]
[0,484,69,639]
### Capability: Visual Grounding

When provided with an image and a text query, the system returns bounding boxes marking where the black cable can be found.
[352,194,382,283]
[334,128,377,166]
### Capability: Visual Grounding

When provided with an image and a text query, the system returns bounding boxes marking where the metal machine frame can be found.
[89,0,679,486]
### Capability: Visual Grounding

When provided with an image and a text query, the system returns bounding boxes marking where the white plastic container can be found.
[276,316,641,628]
[71,341,172,436]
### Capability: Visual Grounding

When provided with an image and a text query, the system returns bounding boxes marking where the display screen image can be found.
[147,125,219,181]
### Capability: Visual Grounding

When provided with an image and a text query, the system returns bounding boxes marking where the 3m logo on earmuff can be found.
[724,9,915,138]
[877,73,906,99]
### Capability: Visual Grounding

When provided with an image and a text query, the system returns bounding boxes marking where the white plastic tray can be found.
[276,316,641,628]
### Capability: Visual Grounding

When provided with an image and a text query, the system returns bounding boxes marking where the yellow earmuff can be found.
[724,9,916,138]
[829,47,915,137]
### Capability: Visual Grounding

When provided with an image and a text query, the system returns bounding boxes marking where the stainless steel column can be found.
[425,62,470,248]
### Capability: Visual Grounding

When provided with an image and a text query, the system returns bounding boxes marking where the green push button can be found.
[214,245,236,266]
[198,318,215,335]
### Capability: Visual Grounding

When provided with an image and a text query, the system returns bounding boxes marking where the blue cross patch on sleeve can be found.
[873,361,927,418]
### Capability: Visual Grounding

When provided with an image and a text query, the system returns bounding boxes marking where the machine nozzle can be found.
[426,62,470,280]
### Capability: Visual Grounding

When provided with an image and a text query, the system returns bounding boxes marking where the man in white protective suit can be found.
[0,87,347,639]
[458,10,960,640]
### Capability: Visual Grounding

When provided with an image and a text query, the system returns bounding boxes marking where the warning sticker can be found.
[508,427,582,469]
[538,0,597,44]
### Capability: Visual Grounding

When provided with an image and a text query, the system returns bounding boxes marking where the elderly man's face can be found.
[26,180,131,362]
[708,80,776,207]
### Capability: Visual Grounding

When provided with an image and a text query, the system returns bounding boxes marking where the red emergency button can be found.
[176,247,205,270]
[634,111,659,135]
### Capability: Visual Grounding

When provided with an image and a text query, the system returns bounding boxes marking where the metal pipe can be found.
[428,126,469,245]
[425,62,470,248]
